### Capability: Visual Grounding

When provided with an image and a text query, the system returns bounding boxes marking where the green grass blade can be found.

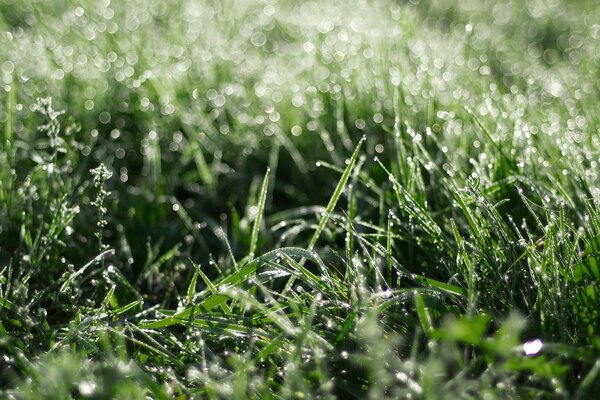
[113,300,143,316]
[248,167,270,260]
[140,247,325,329]
[307,137,365,252]
[4,83,15,142]
[59,249,114,294]
[190,139,215,194]
[414,293,434,337]
[186,265,200,305]
[195,263,232,314]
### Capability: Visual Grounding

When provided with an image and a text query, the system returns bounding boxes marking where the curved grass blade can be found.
[59,249,114,294]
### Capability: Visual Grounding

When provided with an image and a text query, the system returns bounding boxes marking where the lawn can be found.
[1,0,600,398]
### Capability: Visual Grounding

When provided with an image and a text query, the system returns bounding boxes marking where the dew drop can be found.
[523,339,543,356]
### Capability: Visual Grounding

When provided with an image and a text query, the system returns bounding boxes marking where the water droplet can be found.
[393,371,407,383]
[78,381,96,397]
[523,339,543,356]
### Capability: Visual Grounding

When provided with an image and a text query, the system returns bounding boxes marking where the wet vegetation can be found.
[1,0,600,398]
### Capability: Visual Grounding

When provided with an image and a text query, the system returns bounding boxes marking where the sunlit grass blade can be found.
[140,247,318,329]
[189,139,215,195]
[307,137,365,253]
[59,249,115,294]
[414,293,434,337]
[248,167,270,261]
[194,262,232,314]
[4,83,15,142]
[186,263,200,305]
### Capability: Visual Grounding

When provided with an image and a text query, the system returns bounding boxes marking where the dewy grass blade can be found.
[113,300,143,316]
[4,83,15,142]
[376,158,449,252]
[0,295,15,312]
[345,154,363,284]
[308,136,365,252]
[189,139,215,195]
[452,220,476,315]
[387,210,394,287]
[313,160,383,198]
[282,137,365,293]
[195,262,232,314]
[140,247,316,329]
[186,263,200,305]
[249,168,270,261]
[59,249,115,294]
[414,293,434,337]
[280,252,330,294]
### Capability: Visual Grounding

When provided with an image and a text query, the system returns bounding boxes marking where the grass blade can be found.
[307,137,365,252]
[249,167,270,260]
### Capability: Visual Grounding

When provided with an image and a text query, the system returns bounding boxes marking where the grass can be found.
[1,0,600,398]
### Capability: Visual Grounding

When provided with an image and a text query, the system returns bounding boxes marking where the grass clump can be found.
[1,0,600,398]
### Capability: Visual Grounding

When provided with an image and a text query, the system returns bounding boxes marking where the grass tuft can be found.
[1,0,600,398]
